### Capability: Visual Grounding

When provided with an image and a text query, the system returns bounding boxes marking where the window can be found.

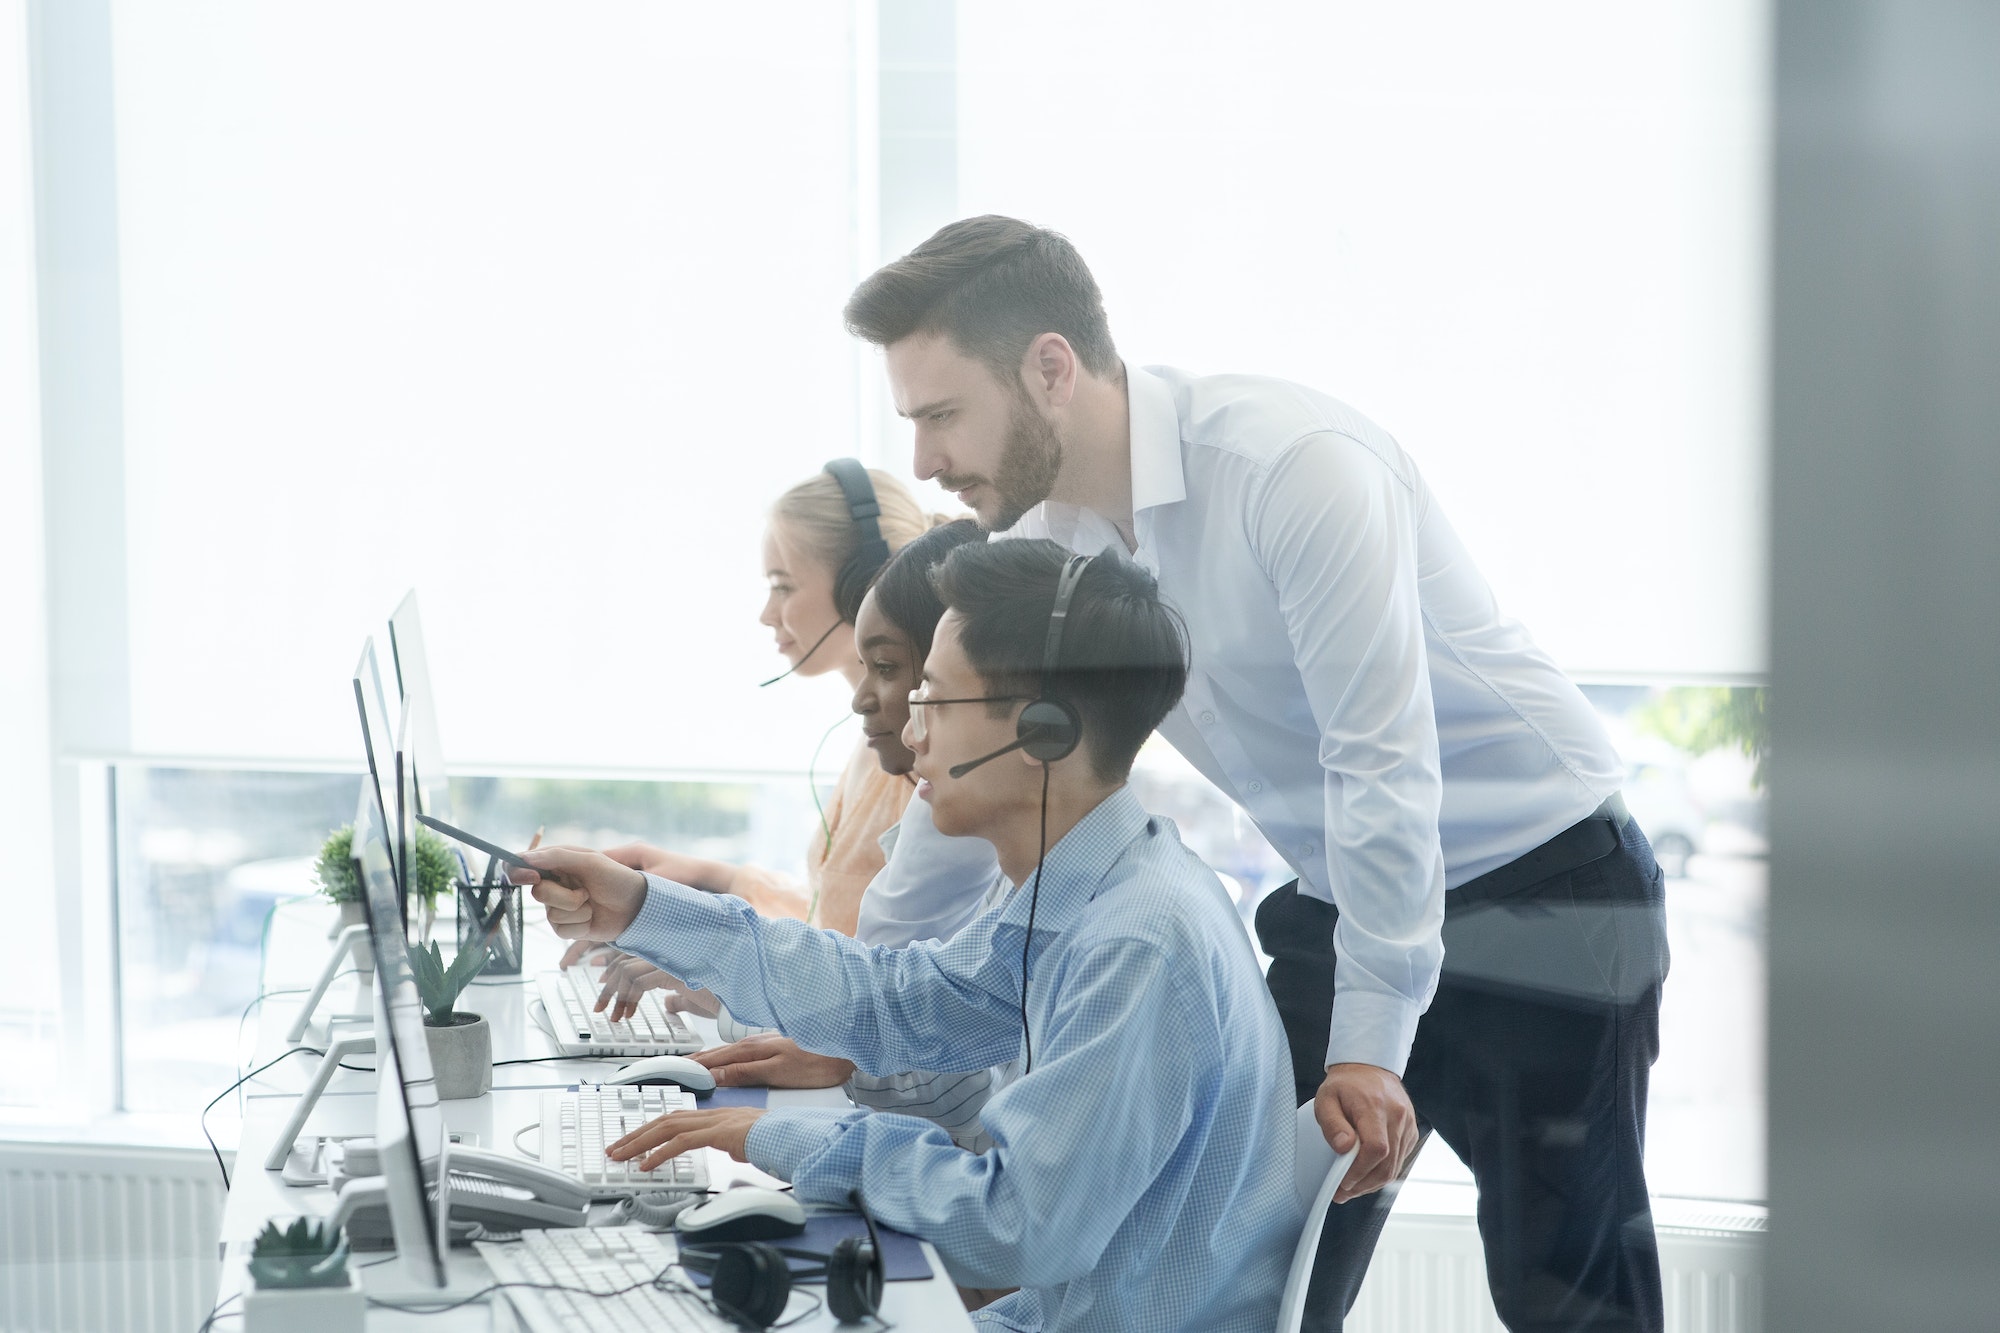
[114,765,825,1115]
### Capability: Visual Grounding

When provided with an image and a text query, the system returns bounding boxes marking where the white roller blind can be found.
[958,0,1768,680]
[112,2,869,770]
[1,0,60,1089]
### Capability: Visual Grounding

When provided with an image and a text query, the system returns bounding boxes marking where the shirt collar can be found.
[1024,367,1184,556]
[1125,366,1187,517]
[997,785,1155,935]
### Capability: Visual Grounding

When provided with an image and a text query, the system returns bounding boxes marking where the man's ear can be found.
[1021,332,1078,408]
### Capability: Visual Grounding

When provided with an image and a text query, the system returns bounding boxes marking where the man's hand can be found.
[694,1035,857,1090]
[512,845,649,943]
[1315,1062,1421,1204]
[607,1107,769,1171]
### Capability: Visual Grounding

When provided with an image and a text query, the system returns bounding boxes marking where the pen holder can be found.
[455,878,524,975]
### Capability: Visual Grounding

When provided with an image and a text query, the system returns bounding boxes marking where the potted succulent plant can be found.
[412,936,495,1099]
[243,1217,362,1333]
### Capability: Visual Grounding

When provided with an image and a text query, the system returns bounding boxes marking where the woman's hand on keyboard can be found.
[560,939,623,969]
[608,1106,769,1170]
[592,954,721,1023]
[695,1034,857,1089]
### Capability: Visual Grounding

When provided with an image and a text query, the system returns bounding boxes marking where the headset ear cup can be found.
[822,1236,883,1324]
[1017,697,1081,763]
[831,558,866,626]
[708,1243,793,1329]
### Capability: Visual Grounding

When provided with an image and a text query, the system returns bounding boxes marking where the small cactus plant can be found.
[409,936,493,1025]
[247,1217,350,1289]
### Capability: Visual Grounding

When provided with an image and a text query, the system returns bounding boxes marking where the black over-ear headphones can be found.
[679,1190,885,1329]
[946,553,1093,780]
[940,551,1094,1074]
[822,458,892,626]
[758,460,892,688]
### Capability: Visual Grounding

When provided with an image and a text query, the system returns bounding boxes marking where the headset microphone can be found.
[759,460,891,689]
[946,727,1046,779]
[757,620,844,687]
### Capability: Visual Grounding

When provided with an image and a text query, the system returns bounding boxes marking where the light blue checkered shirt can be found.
[617,786,1304,1332]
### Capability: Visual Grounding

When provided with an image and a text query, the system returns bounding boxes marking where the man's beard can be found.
[984,393,1064,532]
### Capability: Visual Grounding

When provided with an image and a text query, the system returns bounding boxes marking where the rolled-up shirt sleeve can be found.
[1249,431,1447,1075]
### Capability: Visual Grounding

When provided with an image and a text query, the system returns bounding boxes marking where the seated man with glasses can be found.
[515,538,1307,1333]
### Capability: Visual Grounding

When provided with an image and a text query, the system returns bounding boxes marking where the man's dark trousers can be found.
[1256,813,1670,1333]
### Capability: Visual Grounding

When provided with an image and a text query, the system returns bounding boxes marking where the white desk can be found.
[214,899,976,1331]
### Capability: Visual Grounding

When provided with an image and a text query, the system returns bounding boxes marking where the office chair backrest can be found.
[1276,1100,1359,1333]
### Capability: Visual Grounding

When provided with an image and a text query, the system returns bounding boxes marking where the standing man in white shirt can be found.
[841,216,1671,1333]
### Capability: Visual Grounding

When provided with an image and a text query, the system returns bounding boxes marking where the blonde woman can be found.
[570,462,939,946]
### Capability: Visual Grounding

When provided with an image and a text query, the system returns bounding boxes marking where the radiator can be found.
[0,1142,225,1333]
[1348,1194,1765,1333]
[0,1141,1765,1333]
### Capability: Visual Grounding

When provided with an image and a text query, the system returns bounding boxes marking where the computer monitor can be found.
[353,777,452,1289]
[395,697,417,932]
[352,640,401,884]
[388,590,453,825]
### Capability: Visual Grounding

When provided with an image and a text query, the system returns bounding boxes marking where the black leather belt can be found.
[1451,793,1631,907]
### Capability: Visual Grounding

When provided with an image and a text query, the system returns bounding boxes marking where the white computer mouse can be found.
[603,1054,717,1093]
[675,1187,807,1243]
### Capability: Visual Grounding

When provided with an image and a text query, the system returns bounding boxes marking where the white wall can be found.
[957,0,1769,681]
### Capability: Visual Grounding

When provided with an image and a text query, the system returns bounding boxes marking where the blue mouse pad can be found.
[678,1212,933,1286]
[695,1086,769,1109]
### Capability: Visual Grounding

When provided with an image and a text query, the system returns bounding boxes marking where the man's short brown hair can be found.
[843,215,1121,385]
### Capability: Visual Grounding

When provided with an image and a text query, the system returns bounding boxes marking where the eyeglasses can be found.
[906,686,1030,743]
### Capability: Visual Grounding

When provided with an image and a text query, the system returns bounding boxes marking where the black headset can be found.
[943,552,1094,1073]
[821,458,892,626]
[679,1190,885,1329]
[759,459,893,687]
[946,553,1093,780]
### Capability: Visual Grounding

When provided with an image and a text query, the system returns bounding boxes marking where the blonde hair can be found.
[769,466,945,578]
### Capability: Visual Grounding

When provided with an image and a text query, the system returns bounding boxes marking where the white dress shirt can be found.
[1008,365,1623,1075]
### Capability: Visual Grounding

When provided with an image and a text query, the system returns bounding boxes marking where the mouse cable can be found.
[367,1259,736,1318]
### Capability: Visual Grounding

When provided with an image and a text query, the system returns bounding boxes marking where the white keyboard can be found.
[476,1226,729,1333]
[537,967,702,1056]
[540,1086,711,1193]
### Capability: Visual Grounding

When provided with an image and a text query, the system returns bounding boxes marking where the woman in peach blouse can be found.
[573,463,940,944]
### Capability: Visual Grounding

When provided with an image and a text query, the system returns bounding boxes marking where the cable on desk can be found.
[194,1290,240,1333]
[365,1260,741,1318]
[232,968,361,1116]
[512,1121,540,1156]
[528,995,560,1043]
[666,1262,829,1330]
[201,1045,327,1190]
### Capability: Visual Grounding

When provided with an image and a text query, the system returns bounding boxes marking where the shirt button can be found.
[1199,710,1216,725]
[1247,781,1263,793]
[1299,842,1317,857]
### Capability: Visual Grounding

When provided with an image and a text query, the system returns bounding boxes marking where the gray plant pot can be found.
[423,1012,491,1099]
[331,902,372,975]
